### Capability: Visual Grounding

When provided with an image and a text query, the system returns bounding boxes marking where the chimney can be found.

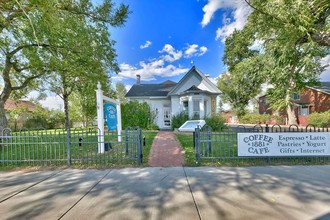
[136,74,141,85]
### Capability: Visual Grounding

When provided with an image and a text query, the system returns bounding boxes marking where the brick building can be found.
[259,82,330,126]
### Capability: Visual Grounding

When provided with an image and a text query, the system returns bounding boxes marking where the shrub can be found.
[171,112,189,130]
[121,101,154,129]
[307,111,330,128]
[204,114,227,131]
[147,123,159,130]
[239,114,284,124]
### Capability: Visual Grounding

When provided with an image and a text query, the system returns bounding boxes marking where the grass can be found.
[176,132,330,167]
[176,133,199,166]
[0,129,158,169]
[141,131,157,166]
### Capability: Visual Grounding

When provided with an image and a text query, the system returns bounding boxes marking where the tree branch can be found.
[8,44,51,58]
[11,73,45,91]
[243,0,287,24]
[12,62,31,72]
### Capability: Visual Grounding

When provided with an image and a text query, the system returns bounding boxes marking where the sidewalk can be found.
[148,131,184,167]
[0,166,330,220]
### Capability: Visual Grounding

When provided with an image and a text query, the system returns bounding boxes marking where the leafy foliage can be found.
[308,110,330,127]
[221,0,329,124]
[171,112,189,130]
[0,0,129,128]
[204,114,227,131]
[8,105,65,130]
[239,114,285,125]
[115,82,128,103]
[121,101,156,130]
[219,30,268,118]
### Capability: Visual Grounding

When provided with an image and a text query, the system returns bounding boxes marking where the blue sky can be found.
[110,0,252,89]
[39,0,330,109]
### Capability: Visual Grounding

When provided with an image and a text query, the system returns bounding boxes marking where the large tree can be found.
[0,0,129,127]
[115,82,127,103]
[244,0,330,47]
[223,0,328,124]
[44,7,121,131]
[219,30,267,118]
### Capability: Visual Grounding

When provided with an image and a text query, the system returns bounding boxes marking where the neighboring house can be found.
[125,66,221,129]
[4,99,36,112]
[3,99,37,129]
[259,82,330,126]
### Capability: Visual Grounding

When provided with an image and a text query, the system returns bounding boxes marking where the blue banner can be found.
[104,103,117,131]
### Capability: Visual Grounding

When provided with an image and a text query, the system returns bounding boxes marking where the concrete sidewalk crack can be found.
[183,166,202,220]
[58,169,112,220]
[0,170,63,204]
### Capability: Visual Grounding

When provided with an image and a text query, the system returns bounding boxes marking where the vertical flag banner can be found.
[104,103,117,130]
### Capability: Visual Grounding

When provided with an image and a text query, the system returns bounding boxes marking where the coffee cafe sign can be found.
[238,133,330,156]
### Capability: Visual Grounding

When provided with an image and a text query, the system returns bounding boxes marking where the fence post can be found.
[125,128,129,155]
[265,124,269,133]
[195,127,200,162]
[265,124,271,164]
[207,127,212,155]
[138,129,143,165]
[67,128,71,167]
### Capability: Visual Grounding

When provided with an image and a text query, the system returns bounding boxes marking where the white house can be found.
[125,66,221,129]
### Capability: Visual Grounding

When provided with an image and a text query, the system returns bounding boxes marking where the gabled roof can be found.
[181,85,215,95]
[168,66,221,96]
[161,80,176,85]
[125,67,221,98]
[125,81,177,97]
[185,85,202,91]
[308,82,330,95]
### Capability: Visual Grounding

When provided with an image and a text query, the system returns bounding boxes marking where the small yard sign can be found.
[104,103,117,131]
[238,132,330,156]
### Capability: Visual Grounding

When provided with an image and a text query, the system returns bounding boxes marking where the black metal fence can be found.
[0,127,143,167]
[194,124,330,165]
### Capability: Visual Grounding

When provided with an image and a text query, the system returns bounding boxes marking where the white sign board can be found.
[238,133,330,156]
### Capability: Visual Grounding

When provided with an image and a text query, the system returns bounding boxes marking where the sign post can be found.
[96,82,122,154]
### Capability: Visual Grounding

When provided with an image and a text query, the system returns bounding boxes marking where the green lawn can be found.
[176,132,330,166]
[0,129,157,169]
[141,131,157,166]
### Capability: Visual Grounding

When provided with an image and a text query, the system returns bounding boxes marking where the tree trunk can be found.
[63,93,72,166]
[63,94,71,131]
[286,104,298,125]
[0,101,8,128]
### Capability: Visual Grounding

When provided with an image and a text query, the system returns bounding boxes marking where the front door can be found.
[163,108,171,127]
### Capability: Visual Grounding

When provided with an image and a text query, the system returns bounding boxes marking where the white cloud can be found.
[215,1,252,41]
[320,55,330,81]
[199,46,208,56]
[119,43,208,82]
[201,0,224,27]
[184,44,199,57]
[159,44,183,62]
[119,61,189,82]
[184,44,208,58]
[140,40,152,49]
[201,0,252,42]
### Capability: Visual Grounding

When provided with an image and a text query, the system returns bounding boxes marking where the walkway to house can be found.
[148,131,184,167]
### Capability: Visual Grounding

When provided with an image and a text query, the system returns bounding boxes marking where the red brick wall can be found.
[296,89,330,113]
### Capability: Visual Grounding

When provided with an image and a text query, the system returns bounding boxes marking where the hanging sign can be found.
[104,103,117,130]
